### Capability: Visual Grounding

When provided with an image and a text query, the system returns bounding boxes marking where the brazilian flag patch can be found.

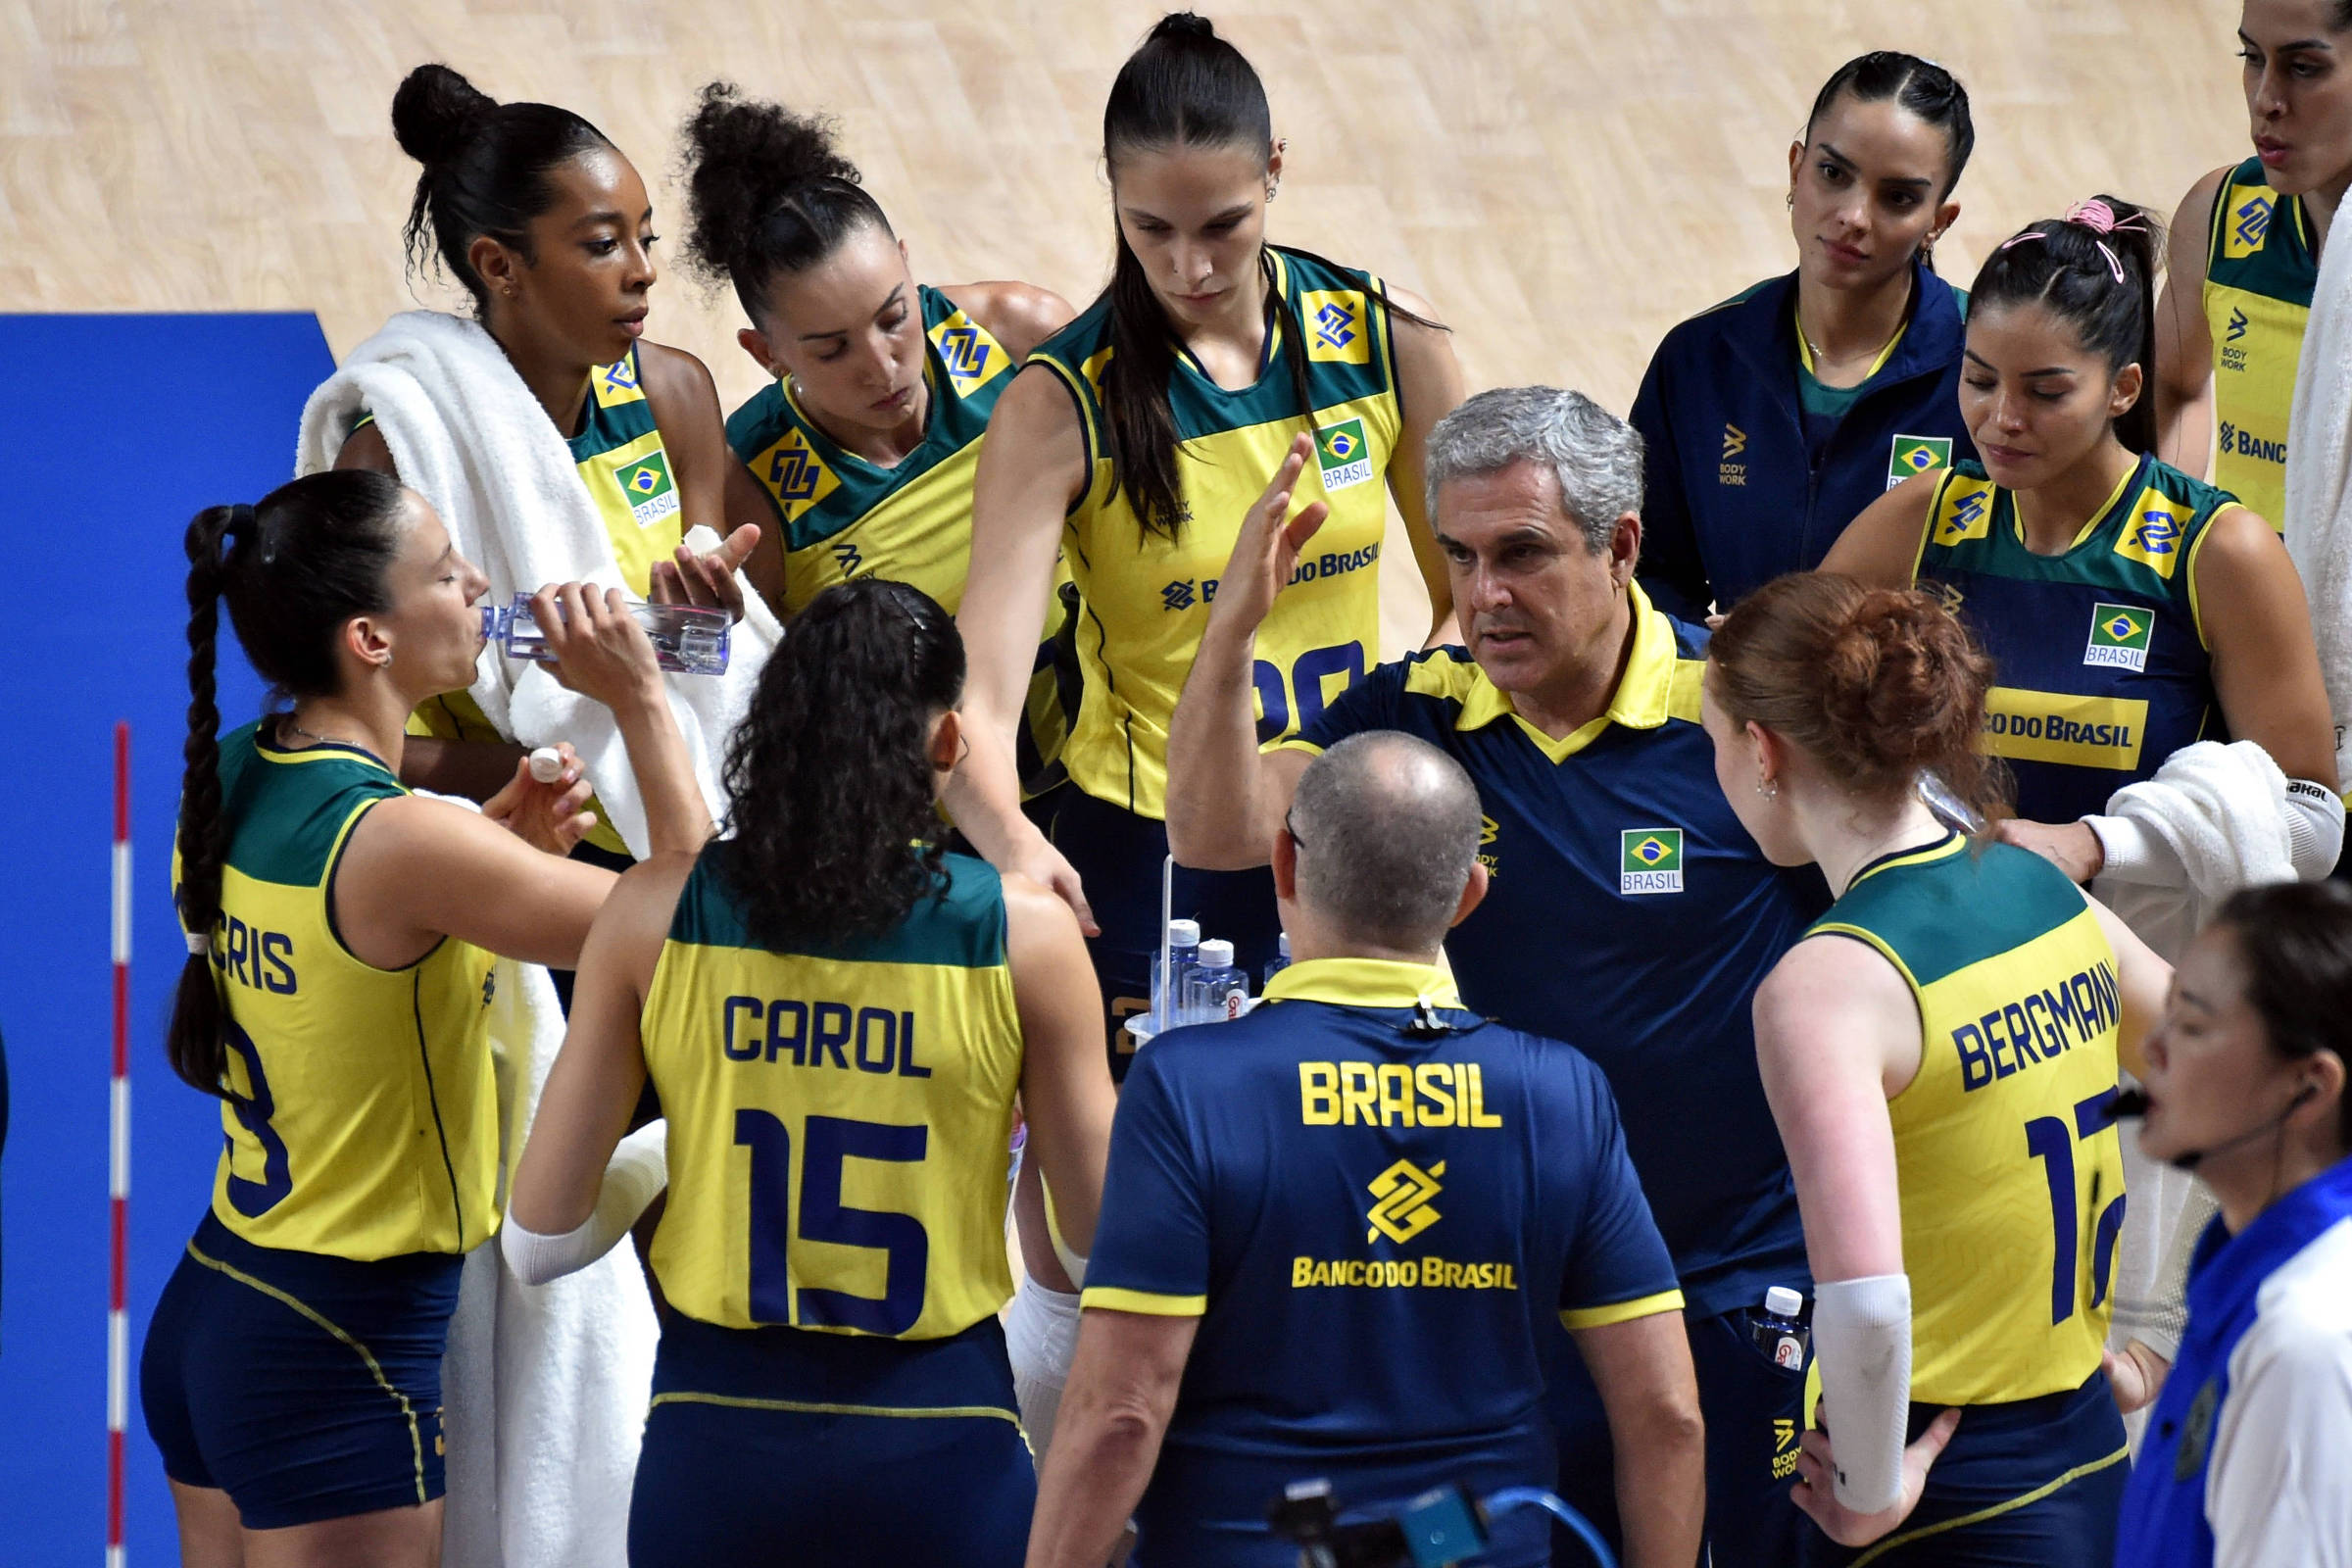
[1620,828,1684,895]
[613,449,681,529]
[1316,417,1374,492]
[2083,602,2153,673]
[1887,434,1954,490]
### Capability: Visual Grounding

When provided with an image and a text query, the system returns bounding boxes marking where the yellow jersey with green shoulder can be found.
[388,344,683,854]
[172,722,499,1260]
[641,845,1025,1337]
[727,284,1079,792]
[1031,245,1403,818]
[1810,833,2126,1406]
[2202,155,2314,528]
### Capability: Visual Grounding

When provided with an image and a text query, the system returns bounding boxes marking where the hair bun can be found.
[392,63,497,169]
[1817,588,1986,778]
[1149,11,1218,41]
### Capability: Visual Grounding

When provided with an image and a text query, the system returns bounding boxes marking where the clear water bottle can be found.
[1150,918,1201,1030]
[1184,939,1250,1024]
[1751,1285,1808,1369]
[1263,932,1292,988]
[483,593,732,676]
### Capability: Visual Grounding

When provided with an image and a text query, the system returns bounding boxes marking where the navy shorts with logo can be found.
[628,1312,1036,1568]
[1048,786,1282,1081]
[1800,1369,2128,1568]
[1548,1301,1810,1568]
[139,1210,464,1529]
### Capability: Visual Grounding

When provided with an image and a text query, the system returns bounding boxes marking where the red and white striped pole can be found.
[109,721,130,1568]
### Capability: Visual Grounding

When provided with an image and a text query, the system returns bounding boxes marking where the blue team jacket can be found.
[1630,257,1975,618]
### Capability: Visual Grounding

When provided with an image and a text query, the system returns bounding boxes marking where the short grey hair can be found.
[1291,732,1482,952]
[1424,385,1645,551]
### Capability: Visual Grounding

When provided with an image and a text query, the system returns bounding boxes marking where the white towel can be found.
[2286,201,2352,783]
[2089,739,2295,959]
[293,309,782,858]
[440,954,659,1568]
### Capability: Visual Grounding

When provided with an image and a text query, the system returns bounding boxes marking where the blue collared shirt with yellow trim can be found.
[1084,957,1681,1567]
[1281,586,1819,1319]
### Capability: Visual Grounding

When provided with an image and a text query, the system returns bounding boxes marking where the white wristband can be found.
[503,1120,668,1286]
[1812,1273,1914,1515]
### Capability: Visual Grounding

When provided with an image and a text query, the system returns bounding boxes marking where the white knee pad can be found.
[1006,1273,1084,1457]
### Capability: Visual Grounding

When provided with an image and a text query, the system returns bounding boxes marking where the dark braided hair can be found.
[392,63,615,313]
[170,471,409,1098]
[678,81,894,325]
[1968,197,2165,455]
[1099,13,1443,544]
[717,578,966,950]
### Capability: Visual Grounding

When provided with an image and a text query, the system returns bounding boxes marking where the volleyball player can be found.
[1704,572,2173,1563]
[337,63,755,859]
[678,84,1080,795]
[140,471,709,1567]
[1635,52,1977,619]
[1825,198,2340,889]
[944,12,1466,1068]
[2152,0,2352,527]
[504,579,1116,1568]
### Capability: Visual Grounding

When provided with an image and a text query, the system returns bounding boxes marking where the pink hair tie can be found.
[1998,200,2142,285]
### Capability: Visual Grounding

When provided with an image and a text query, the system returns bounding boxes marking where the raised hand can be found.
[1204,432,1331,643]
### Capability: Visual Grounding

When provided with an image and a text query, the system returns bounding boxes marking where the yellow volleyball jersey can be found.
[1811,834,2126,1406]
[641,847,1026,1338]
[727,285,1079,794]
[392,345,681,854]
[172,722,499,1259]
[2202,156,2314,527]
[1031,246,1403,819]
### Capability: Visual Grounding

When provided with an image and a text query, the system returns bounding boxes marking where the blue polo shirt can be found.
[1280,586,1817,1319]
[1084,958,1683,1568]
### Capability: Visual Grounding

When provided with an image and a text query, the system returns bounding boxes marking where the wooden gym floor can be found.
[8,0,2254,643]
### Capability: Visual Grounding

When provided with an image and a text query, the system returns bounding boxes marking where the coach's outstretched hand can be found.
[1792,1405,1961,1548]
[1205,432,1331,643]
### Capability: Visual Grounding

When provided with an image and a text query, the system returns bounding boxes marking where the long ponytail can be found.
[168,506,241,1098]
[1101,14,1445,543]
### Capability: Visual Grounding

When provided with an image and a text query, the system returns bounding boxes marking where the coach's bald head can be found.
[1274,732,1489,961]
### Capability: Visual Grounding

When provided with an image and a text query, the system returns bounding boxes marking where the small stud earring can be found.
[1756,777,1779,800]
[1266,181,1279,201]
[1786,191,1794,210]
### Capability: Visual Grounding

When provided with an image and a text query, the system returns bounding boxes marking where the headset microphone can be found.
[2110,1085,2315,1170]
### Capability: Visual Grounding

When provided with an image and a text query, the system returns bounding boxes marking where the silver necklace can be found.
[282,715,368,752]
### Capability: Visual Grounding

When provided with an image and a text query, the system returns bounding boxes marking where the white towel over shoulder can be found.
[293,309,781,857]
[2089,738,2295,956]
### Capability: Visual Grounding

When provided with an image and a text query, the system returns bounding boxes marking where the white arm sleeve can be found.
[2283,777,2346,883]
[1813,1274,1914,1516]
[501,1120,668,1286]
[2207,1232,2352,1568]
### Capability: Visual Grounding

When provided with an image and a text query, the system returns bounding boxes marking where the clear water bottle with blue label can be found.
[484,593,732,676]
[1751,1285,1808,1369]
[1183,939,1250,1024]
[1150,918,1201,1030]
[1263,932,1292,989]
